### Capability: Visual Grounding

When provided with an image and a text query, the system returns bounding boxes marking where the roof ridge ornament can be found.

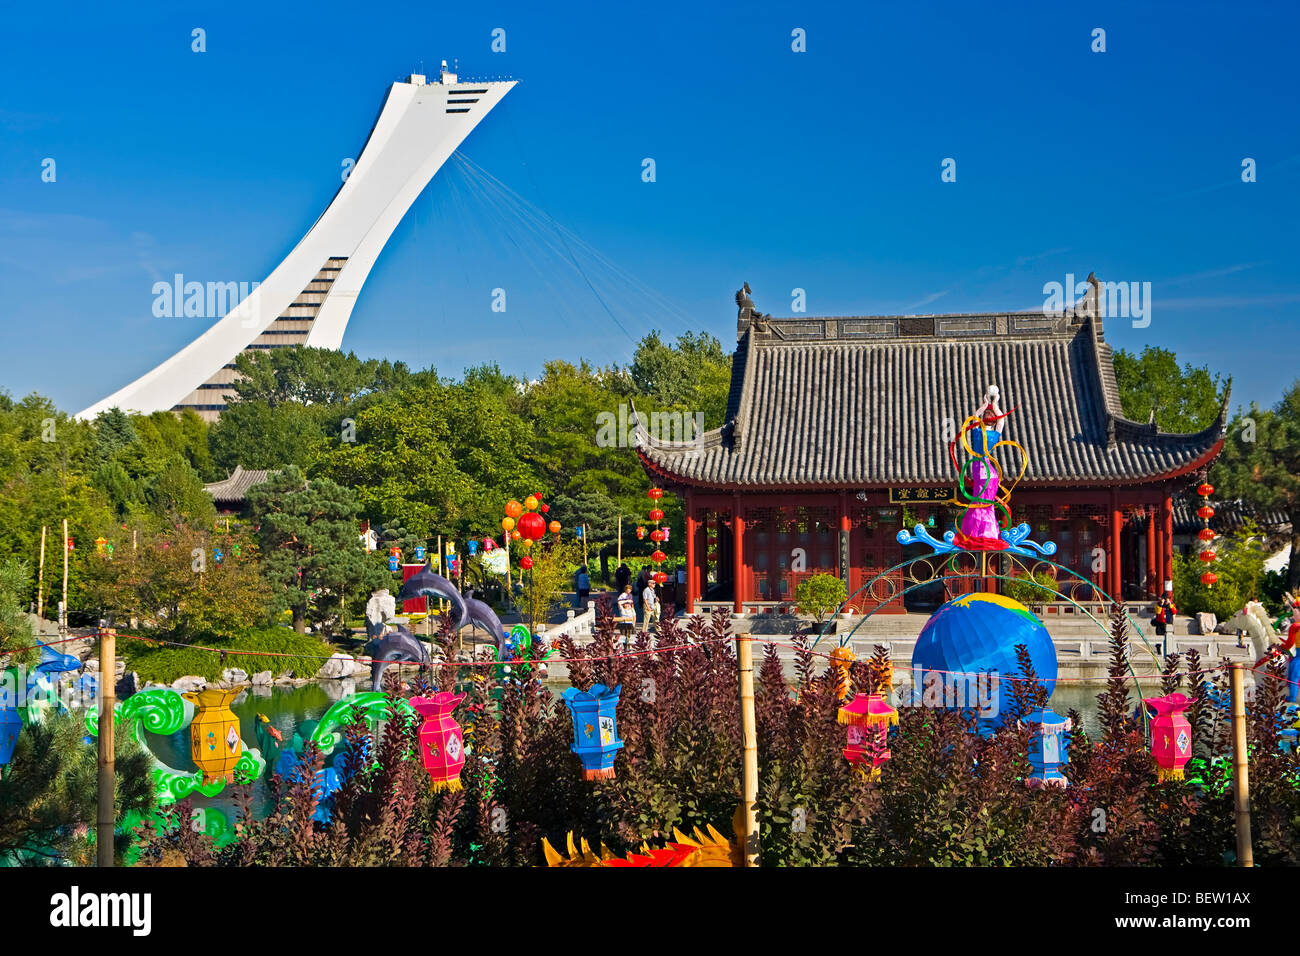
[735,282,769,338]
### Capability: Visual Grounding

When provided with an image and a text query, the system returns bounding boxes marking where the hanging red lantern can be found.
[1197,483,1215,498]
[1197,505,1215,520]
[520,555,534,570]
[655,571,668,584]
[648,508,664,522]
[540,503,550,514]
[517,511,546,541]
[650,549,666,564]
[650,529,664,543]
[1201,571,1218,586]
[1199,550,1217,563]
[1197,528,1216,542]
[548,520,562,534]
[636,526,646,540]
[648,488,663,500]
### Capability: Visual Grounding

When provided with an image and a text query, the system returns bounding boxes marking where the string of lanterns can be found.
[1195,481,1217,588]
[645,487,669,584]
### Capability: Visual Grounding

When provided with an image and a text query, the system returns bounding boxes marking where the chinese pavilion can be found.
[636,276,1229,614]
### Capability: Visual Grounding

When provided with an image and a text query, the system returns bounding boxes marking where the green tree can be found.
[230,346,411,407]
[630,330,732,428]
[148,456,217,529]
[1211,381,1300,590]
[795,573,848,626]
[246,466,384,633]
[209,399,327,472]
[1112,346,1225,433]
[0,557,36,668]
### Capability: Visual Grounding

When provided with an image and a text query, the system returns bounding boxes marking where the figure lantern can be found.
[183,688,244,785]
[562,683,624,780]
[548,520,562,535]
[94,536,108,555]
[411,692,467,792]
[213,547,223,565]
[1022,708,1071,788]
[518,511,546,542]
[829,646,855,701]
[0,695,21,768]
[414,544,426,562]
[636,526,646,540]
[467,539,479,556]
[661,527,670,542]
[1144,692,1193,782]
[837,693,897,780]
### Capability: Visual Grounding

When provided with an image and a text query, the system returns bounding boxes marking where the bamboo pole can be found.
[36,525,46,620]
[61,518,69,635]
[736,633,760,866]
[617,515,622,566]
[1230,665,1253,867]
[97,627,116,868]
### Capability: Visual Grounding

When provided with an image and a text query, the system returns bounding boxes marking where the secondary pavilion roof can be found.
[636,277,1229,491]
[203,465,272,506]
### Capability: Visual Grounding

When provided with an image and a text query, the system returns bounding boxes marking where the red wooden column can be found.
[684,492,697,613]
[1110,492,1123,603]
[1161,490,1174,592]
[1146,509,1159,598]
[732,495,746,613]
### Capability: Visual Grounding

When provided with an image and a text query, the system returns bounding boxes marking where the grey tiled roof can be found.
[203,465,272,504]
[637,303,1228,490]
[1173,498,1291,535]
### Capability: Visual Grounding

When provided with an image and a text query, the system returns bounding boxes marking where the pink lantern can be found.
[410,692,467,792]
[1143,692,1193,782]
[838,693,897,780]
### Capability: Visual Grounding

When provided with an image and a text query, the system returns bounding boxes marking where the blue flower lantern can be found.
[387,554,399,572]
[561,683,624,781]
[415,544,427,562]
[1022,707,1071,788]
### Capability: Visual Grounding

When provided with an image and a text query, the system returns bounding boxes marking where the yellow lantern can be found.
[183,688,244,784]
[524,495,539,512]
[502,516,516,533]
[522,538,533,550]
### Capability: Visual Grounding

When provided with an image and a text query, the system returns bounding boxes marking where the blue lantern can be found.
[0,688,21,767]
[415,544,427,562]
[387,555,399,572]
[576,525,584,539]
[561,683,624,781]
[1022,707,1071,788]
[467,539,479,556]
[213,548,223,565]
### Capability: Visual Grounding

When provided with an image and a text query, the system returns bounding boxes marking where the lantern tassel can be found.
[837,710,900,728]
[1157,766,1185,783]
[582,767,617,781]
[430,777,463,794]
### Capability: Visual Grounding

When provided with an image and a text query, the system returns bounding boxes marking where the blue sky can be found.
[1,0,1297,416]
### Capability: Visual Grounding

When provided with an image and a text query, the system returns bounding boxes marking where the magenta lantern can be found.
[1143,692,1193,783]
[410,692,467,792]
[837,693,897,780]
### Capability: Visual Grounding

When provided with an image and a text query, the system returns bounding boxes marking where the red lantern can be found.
[540,503,550,513]
[1197,483,1215,498]
[636,526,646,540]
[648,488,663,500]
[1201,571,1218,586]
[1197,528,1216,542]
[648,508,664,522]
[650,529,664,543]
[651,549,666,564]
[520,555,534,570]
[655,571,667,584]
[1197,505,1215,520]
[548,520,561,534]
[411,693,467,792]
[1199,550,1216,563]
[1143,693,1193,782]
[517,511,546,541]
[505,500,523,519]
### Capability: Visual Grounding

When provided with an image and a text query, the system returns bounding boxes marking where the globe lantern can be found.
[501,516,515,533]
[540,503,550,514]
[1022,708,1071,788]
[511,529,521,541]
[518,511,546,542]
[837,693,897,780]
[520,555,534,570]
[505,500,523,519]
[183,688,244,785]
[548,520,562,535]
[1143,693,1193,782]
[411,692,467,792]
[648,508,664,522]
[562,683,624,780]
[524,495,539,512]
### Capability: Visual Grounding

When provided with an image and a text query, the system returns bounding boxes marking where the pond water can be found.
[139,673,1117,830]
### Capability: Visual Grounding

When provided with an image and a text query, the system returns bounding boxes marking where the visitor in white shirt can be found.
[642,581,660,631]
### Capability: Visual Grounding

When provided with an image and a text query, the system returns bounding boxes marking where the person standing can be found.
[615,562,631,596]
[634,567,650,623]
[1154,591,1177,654]
[616,584,636,646]
[642,577,660,633]
[575,564,591,609]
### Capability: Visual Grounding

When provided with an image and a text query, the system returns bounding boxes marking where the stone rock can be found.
[315,653,353,680]
[1195,612,1218,636]
[273,672,296,684]
[221,667,249,684]
[172,675,207,694]
[348,659,373,679]
[251,670,273,686]
[115,671,139,700]
[84,658,99,672]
